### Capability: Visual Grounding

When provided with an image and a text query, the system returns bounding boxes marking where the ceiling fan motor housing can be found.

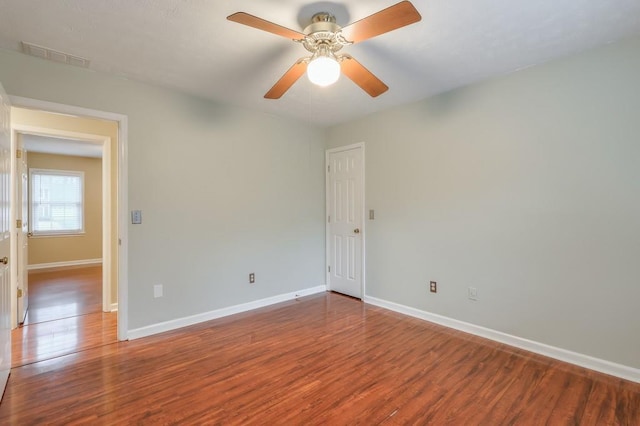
[301,13,349,55]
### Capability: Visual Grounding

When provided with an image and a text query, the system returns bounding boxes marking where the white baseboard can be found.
[110,303,118,312]
[365,296,640,384]
[28,258,102,272]
[128,285,327,340]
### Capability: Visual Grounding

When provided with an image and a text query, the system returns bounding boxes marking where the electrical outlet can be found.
[249,273,255,284]
[468,287,478,301]
[430,281,437,293]
[153,284,163,298]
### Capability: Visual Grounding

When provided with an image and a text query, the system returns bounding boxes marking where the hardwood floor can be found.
[1,292,638,424]
[24,266,103,325]
[11,266,116,368]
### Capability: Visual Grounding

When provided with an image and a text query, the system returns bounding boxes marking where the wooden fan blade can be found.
[227,12,305,40]
[340,1,422,44]
[340,56,388,97]
[265,60,308,99]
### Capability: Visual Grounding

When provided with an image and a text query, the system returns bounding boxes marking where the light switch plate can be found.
[131,210,142,224]
[468,287,478,301]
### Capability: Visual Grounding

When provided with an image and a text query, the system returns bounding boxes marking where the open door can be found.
[0,82,12,396]
[16,138,28,324]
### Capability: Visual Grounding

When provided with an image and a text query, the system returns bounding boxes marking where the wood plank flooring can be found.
[1,292,638,424]
[25,266,103,325]
[12,267,116,368]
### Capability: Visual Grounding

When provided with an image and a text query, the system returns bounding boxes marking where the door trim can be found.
[325,142,365,298]
[10,96,129,341]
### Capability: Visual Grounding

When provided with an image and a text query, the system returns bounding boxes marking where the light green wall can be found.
[327,36,640,368]
[0,49,326,329]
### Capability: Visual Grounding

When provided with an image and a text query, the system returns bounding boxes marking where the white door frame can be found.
[15,135,28,324]
[10,96,129,341]
[325,142,366,298]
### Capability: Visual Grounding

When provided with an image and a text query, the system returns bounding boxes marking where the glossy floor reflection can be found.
[1,292,638,424]
[12,267,116,368]
[24,266,103,324]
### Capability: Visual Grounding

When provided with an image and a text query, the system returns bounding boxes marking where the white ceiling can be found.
[22,134,103,158]
[1,0,639,127]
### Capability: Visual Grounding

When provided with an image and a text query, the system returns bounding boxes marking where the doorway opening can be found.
[9,104,125,367]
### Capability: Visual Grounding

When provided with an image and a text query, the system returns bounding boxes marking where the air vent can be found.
[21,41,90,68]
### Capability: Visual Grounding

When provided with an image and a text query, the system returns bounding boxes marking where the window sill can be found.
[30,232,86,239]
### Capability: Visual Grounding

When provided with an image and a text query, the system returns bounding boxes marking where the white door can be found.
[0,82,12,394]
[17,139,28,324]
[327,145,364,299]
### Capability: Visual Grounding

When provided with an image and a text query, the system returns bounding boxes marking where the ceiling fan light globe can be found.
[307,56,340,87]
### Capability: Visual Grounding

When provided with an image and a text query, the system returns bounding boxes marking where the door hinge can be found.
[327,165,330,172]
[328,215,330,223]
[16,219,22,228]
[328,265,331,273]
[17,289,23,298]
[16,149,22,159]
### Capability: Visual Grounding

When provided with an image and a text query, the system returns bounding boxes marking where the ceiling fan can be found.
[227,1,422,99]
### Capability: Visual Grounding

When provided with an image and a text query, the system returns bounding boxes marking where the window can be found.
[30,168,84,235]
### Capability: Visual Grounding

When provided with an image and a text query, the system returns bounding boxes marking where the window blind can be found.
[30,169,84,234]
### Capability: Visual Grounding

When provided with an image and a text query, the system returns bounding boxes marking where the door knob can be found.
[0,257,8,265]
[27,232,33,237]
[354,228,360,234]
